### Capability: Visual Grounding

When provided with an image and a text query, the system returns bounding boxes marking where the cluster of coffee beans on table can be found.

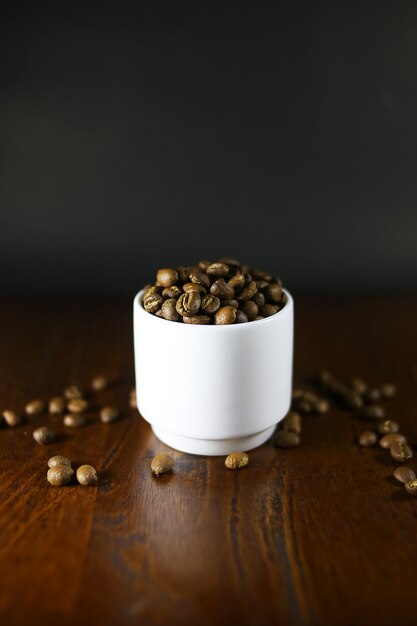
[142,257,287,324]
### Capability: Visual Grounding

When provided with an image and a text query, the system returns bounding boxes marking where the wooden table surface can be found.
[1,294,417,626]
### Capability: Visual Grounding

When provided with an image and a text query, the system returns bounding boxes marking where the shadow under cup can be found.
[133,290,293,455]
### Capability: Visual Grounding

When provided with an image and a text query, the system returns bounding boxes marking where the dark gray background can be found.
[1,2,417,293]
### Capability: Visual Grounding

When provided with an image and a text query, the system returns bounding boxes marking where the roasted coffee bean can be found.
[33,426,54,445]
[349,377,367,395]
[198,259,210,271]
[292,389,305,399]
[293,399,312,414]
[155,310,164,318]
[91,375,108,392]
[201,295,221,314]
[358,431,377,447]
[380,383,397,399]
[47,465,74,486]
[144,285,162,299]
[176,292,201,316]
[266,283,283,303]
[393,467,416,484]
[64,385,83,400]
[144,293,163,313]
[228,273,245,290]
[206,263,229,277]
[240,300,258,321]
[183,315,212,325]
[273,430,300,447]
[2,410,22,427]
[316,369,333,387]
[390,441,413,463]
[377,420,399,435]
[255,316,264,320]
[219,256,240,267]
[156,268,178,288]
[260,304,279,317]
[100,406,119,423]
[225,451,249,469]
[256,280,269,290]
[25,399,45,416]
[189,270,210,289]
[280,292,288,305]
[221,299,238,308]
[49,396,65,414]
[235,310,248,323]
[360,405,385,420]
[48,455,71,468]
[237,281,257,302]
[312,399,330,414]
[379,433,407,449]
[252,269,272,282]
[183,282,207,295]
[76,465,98,486]
[151,453,174,475]
[214,306,237,325]
[281,411,302,434]
[161,298,182,322]
[162,285,182,299]
[364,388,382,404]
[303,391,319,402]
[64,414,86,428]
[252,291,265,307]
[129,388,137,408]
[67,398,89,413]
[405,479,417,496]
[210,279,235,300]
[177,266,191,282]
[341,391,363,410]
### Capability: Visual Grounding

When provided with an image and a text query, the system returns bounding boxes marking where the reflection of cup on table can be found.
[134,289,294,456]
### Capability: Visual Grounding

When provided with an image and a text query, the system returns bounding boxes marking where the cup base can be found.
[151,424,276,456]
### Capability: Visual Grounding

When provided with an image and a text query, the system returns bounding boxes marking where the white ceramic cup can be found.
[133,289,294,455]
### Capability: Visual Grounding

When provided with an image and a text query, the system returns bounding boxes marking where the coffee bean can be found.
[47,465,74,486]
[292,389,305,399]
[225,451,249,469]
[358,431,377,447]
[252,269,272,282]
[256,280,269,290]
[189,270,210,289]
[64,385,83,400]
[67,398,89,413]
[303,391,319,402]
[237,281,258,302]
[218,257,240,267]
[76,464,98,486]
[91,376,108,392]
[364,388,382,404]
[312,399,330,414]
[210,278,235,300]
[2,410,22,427]
[176,292,201,316]
[201,295,221,314]
[341,391,363,410]
[293,399,312,414]
[48,455,71,468]
[151,453,174,475]
[260,304,279,317]
[273,430,300,447]
[183,315,212,324]
[144,293,163,313]
[33,426,54,445]
[183,282,207,294]
[405,479,417,496]
[156,268,179,288]
[255,316,264,320]
[214,306,237,325]
[177,266,191,282]
[144,285,162,299]
[228,273,245,290]
[25,399,45,416]
[162,285,182,299]
[235,310,249,323]
[377,420,399,435]
[100,406,119,423]
[252,292,265,307]
[393,467,416,484]
[266,283,283,303]
[129,388,137,409]
[49,396,66,414]
[316,369,333,387]
[281,411,302,434]
[360,405,385,420]
[349,377,367,395]
[161,298,182,322]
[207,263,229,277]
[155,310,164,318]
[380,383,397,399]
[390,441,413,463]
[64,414,86,428]
[240,300,258,321]
[379,433,407,449]
[198,259,210,271]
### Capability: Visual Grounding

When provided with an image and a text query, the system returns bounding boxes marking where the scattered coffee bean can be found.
[393,467,416,484]
[312,399,330,414]
[214,306,237,325]
[63,414,86,428]
[349,377,367,395]
[2,410,22,427]
[404,479,417,496]
[100,406,119,423]
[47,465,74,486]
[341,391,363,410]
[33,426,54,445]
[161,298,182,322]
[380,383,397,399]
[358,431,377,447]
[364,388,382,404]
[48,455,71,468]
[91,375,109,391]
[25,399,45,416]
[377,420,399,435]
[273,430,300,447]
[379,433,407,449]
[292,399,312,414]
[281,411,302,434]
[76,464,98,486]
[156,268,179,288]
[390,441,413,463]
[67,398,89,413]
[183,315,211,324]
[49,396,65,414]
[360,405,385,420]
[224,451,249,470]
[64,385,83,400]
[151,453,174,475]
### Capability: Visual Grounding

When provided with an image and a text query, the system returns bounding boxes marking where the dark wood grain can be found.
[1,294,417,626]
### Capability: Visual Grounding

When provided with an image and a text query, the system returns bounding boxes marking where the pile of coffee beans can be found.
[46,455,98,486]
[141,258,287,324]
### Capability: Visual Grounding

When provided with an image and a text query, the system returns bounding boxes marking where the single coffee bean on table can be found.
[393,467,416,484]
[48,455,72,468]
[76,465,98,486]
[359,405,385,420]
[47,465,74,486]
[358,431,377,447]
[100,406,119,423]
[64,385,83,400]
[63,414,86,428]
[390,441,413,463]
[404,479,417,496]
[25,399,45,416]
[33,426,55,445]
[2,410,22,427]
[281,411,302,434]
[49,396,65,414]
[91,375,109,391]
[377,420,399,435]
[273,430,300,448]
[225,451,249,470]
[151,453,174,476]
[67,398,89,413]
[379,383,397,399]
[379,433,407,449]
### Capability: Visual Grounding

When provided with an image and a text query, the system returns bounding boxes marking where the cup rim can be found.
[135,288,293,330]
